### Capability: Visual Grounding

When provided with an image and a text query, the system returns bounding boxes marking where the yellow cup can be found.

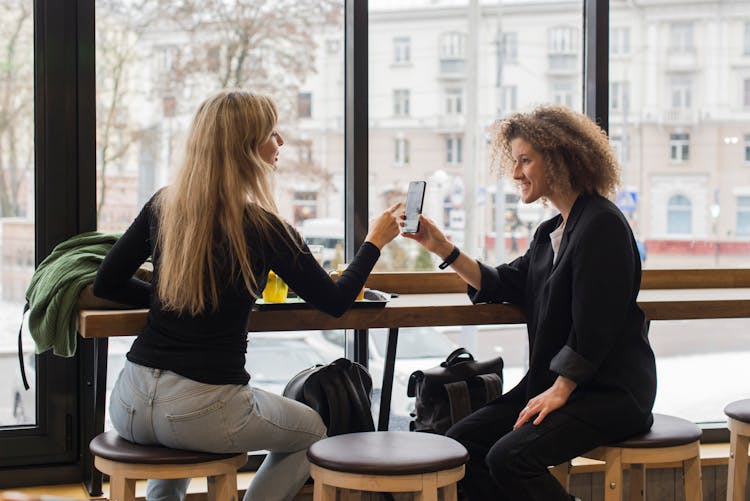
[332,264,365,300]
[262,270,288,303]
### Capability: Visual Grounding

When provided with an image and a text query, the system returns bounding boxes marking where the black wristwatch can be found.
[438,246,461,269]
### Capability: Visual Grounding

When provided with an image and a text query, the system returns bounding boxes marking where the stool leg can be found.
[108,475,136,501]
[207,472,237,501]
[682,454,703,501]
[728,431,749,501]
[313,480,336,501]
[441,482,458,501]
[628,464,645,501]
[550,461,571,491]
[602,449,624,501]
[414,472,438,501]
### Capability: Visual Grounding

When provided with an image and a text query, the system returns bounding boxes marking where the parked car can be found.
[245,331,341,394]
[298,218,344,269]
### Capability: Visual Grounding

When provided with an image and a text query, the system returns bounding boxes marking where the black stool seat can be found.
[308,431,469,475]
[725,399,750,423]
[608,413,701,449]
[90,431,242,464]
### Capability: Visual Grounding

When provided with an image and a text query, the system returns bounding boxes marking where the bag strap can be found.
[441,347,474,367]
[444,380,472,425]
[476,373,502,402]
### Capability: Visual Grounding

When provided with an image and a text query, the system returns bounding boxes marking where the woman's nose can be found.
[277,133,285,146]
[511,163,522,179]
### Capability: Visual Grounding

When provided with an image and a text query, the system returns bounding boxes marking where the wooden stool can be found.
[582,414,703,501]
[89,431,247,501]
[308,431,469,501]
[725,399,750,501]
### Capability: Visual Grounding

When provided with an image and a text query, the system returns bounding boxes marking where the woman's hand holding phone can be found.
[365,202,404,250]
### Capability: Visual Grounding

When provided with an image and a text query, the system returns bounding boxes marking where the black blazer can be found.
[470,193,656,436]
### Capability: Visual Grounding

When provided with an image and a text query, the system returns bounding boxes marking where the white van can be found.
[299,218,344,269]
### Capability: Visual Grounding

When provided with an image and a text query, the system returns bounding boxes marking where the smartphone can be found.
[402,181,427,233]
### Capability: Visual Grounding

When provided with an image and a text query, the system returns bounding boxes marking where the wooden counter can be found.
[78,288,750,339]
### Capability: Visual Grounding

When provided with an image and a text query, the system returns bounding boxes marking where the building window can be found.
[393,37,411,64]
[551,80,574,108]
[548,26,578,71]
[393,89,410,116]
[498,32,518,64]
[445,88,463,115]
[440,31,465,59]
[446,137,463,164]
[610,81,630,112]
[498,85,517,116]
[610,135,629,164]
[669,22,694,52]
[297,92,312,119]
[738,196,750,236]
[745,135,750,163]
[670,133,690,162]
[394,137,410,166]
[439,31,466,74]
[293,191,318,224]
[667,194,692,234]
[670,77,692,109]
[611,27,631,56]
[744,21,750,55]
[744,79,750,108]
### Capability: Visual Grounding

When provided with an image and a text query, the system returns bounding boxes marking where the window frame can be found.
[0,0,94,486]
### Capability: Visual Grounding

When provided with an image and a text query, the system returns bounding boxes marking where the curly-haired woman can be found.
[403,105,656,500]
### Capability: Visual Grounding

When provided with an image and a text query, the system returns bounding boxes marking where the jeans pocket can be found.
[109,396,136,443]
[165,401,232,452]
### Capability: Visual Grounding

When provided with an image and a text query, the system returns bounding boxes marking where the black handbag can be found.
[407,348,503,435]
[283,357,375,437]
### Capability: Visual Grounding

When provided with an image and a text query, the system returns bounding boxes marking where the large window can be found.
[1,0,35,429]
[369,0,583,429]
[610,2,750,426]
[94,1,346,433]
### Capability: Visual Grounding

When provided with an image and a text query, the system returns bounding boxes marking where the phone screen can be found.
[403,181,426,233]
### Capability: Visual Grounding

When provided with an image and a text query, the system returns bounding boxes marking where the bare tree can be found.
[0,0,33,217]
[94,0,342,221]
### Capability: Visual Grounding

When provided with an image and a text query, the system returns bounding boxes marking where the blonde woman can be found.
[93,90,401,501]
[403,105,656,501]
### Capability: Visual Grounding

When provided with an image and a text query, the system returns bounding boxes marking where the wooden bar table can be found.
[76,270,750,495]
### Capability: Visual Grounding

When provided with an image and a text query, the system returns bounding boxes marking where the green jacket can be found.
[25,231,120,357]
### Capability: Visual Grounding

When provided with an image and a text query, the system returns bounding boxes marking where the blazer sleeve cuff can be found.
[550,345,596,384]
[467,261,500,304]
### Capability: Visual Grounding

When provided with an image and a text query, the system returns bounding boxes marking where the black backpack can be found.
[407,348,503,435]
[283,357,375,436]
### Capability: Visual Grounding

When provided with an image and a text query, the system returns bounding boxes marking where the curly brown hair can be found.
[491,105,621,199]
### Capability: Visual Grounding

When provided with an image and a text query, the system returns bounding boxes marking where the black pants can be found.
[446,398,607,501]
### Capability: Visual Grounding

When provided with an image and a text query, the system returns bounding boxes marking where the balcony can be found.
[666,48,698,72]
[438,58,465,80]
[547,54,578,76]
[662,108,698,125]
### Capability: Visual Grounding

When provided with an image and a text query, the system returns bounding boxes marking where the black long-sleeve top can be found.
[470,193,656,435]
[93,193,379,385]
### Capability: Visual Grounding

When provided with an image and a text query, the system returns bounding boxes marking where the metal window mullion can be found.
[345,0,369,367]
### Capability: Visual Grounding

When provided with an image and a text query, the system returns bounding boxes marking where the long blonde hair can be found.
[156,90,284,315]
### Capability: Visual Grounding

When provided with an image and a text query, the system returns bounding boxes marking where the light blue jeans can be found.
[109,360,327,501]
